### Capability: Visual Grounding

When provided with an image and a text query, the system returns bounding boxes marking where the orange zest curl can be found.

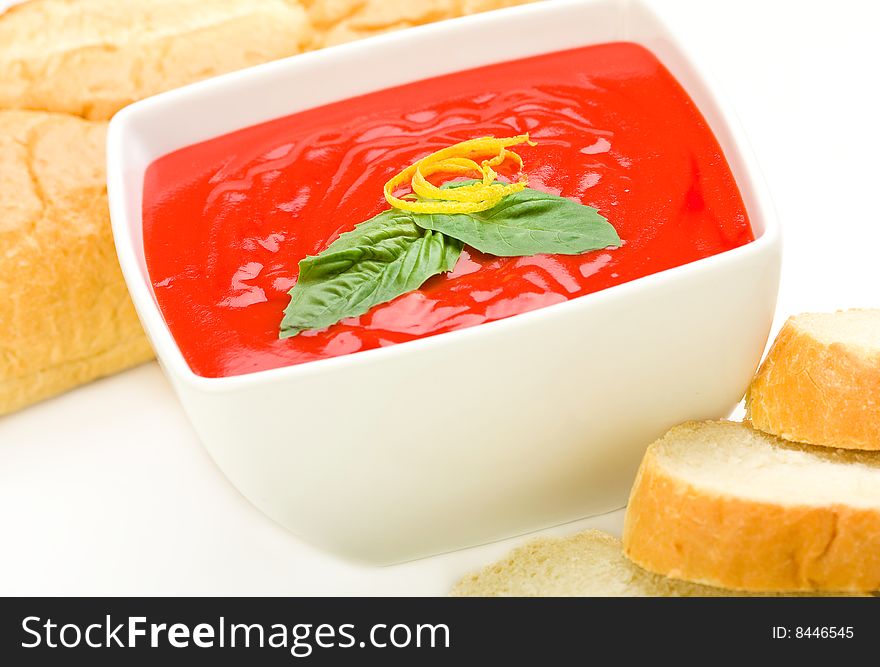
[383,134,537,214]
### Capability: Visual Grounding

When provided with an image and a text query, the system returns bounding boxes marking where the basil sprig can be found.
[279,210,461,338]
[280,186,619,338]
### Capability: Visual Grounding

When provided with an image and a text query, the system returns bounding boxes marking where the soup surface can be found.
[143,42,753,378]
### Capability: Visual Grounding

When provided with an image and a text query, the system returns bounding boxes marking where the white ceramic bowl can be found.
[108,0,781,563]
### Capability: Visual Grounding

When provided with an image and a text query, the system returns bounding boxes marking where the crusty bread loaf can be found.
[304,0,535,48]
[0,110,153,415]
[451,529,808,596]
[746,310,880,451]
[0,0,312,120]
[0,0,536,119]
[623,420,880,593]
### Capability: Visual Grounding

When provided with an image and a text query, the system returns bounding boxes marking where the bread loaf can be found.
[0,110,153,415]
[0,0,536,117]
[746,310,880,451]
[0,0,312,121]
[623,420,880,593]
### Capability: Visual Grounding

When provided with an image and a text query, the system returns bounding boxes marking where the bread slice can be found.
[0,110,153,415]
[0,0,311,120]
[623,420,880,593]
[452,529,778,596]
[746,310,880,451]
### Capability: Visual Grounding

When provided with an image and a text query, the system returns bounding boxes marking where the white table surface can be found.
[2,0,879,595]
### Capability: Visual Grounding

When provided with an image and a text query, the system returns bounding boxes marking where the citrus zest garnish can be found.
[384,134,537,214]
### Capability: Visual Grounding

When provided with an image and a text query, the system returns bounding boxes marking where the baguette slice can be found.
[746,310,880,451]
[0,0,311,120]
[452,530,775,596]
[623,421,880,593]
[0,110,153,415]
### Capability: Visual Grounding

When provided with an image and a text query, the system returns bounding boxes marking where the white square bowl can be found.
[107,0,781,563]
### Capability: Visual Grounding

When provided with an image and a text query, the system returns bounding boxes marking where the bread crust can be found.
[746,314,880,451]
[623,441,880,592]
[0,0,536,118]
[0,110,153,416]
[304,0,535,48]
[0,0,312,120]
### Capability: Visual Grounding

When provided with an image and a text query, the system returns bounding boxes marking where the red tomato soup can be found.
[143,42,753,378]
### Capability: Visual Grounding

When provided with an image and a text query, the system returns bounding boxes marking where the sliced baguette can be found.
[623,420,880,593]
[746,310,880,451]
[452,529,784,596]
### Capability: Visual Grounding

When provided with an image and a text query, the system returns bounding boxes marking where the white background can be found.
[1,0,878,595]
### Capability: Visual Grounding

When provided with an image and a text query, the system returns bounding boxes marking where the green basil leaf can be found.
[411,186,621,257]
[279,210,462,338]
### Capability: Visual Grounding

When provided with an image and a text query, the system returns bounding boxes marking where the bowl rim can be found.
[107,0,781,393]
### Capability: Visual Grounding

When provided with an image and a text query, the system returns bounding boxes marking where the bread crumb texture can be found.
[0,0,535,414]
[0,110,153,415]
[623,421,880,593]
[450,529,798,597]
[746,311,880,451]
